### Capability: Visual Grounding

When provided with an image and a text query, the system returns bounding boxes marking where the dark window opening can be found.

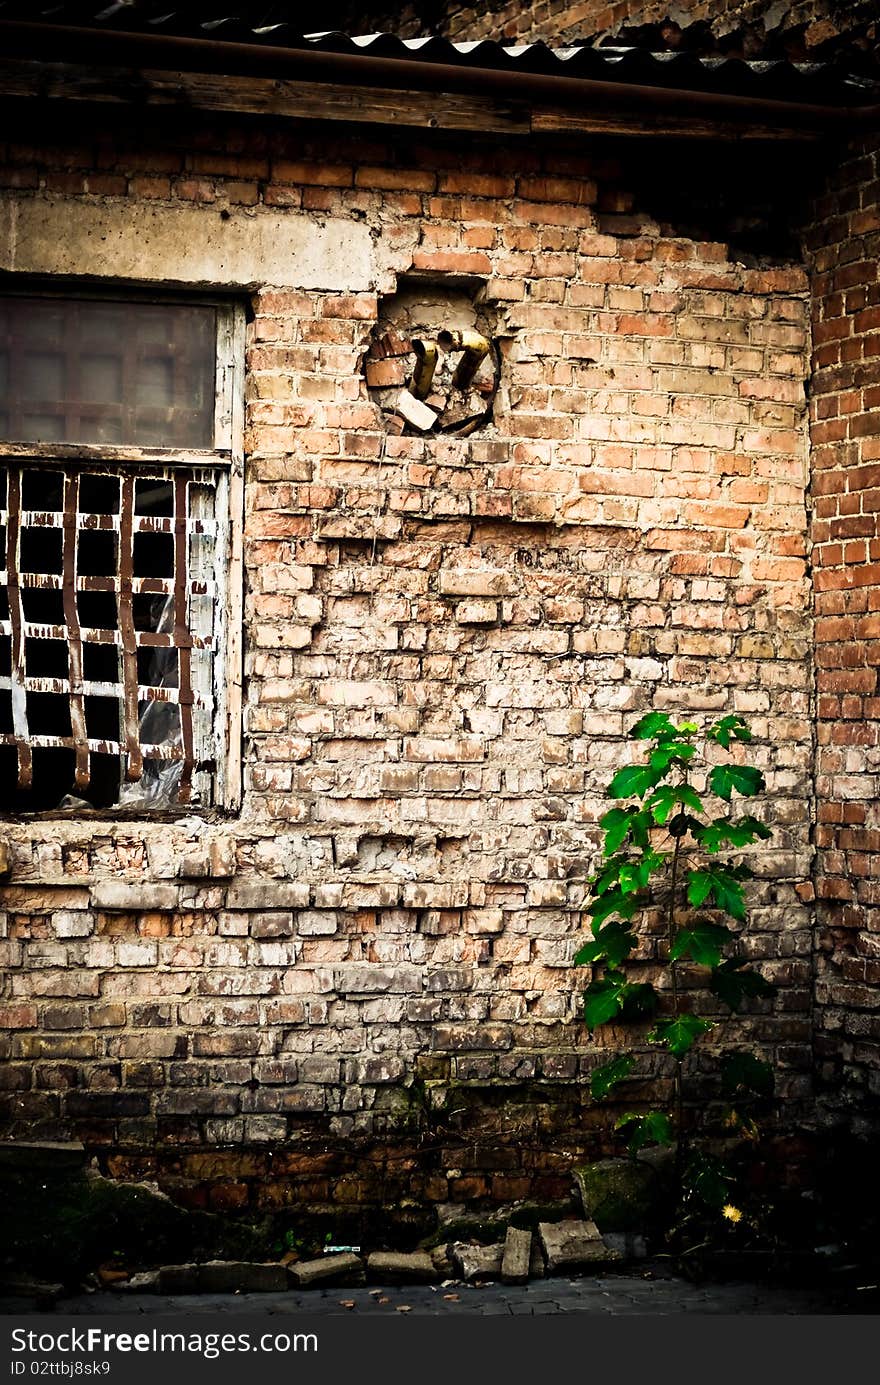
[0,461,219,813]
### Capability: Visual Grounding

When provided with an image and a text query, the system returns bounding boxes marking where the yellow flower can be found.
[722,1204,743,1224]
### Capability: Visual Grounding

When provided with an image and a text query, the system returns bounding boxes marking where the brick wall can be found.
[0,109,815,1211]
[804,132,880,1131]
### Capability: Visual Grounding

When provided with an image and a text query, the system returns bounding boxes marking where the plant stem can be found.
[667,824,685,1180]
[667,835,682,1015]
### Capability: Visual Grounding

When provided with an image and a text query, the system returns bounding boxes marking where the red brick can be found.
[411,251,493,275]
[272,160,352,187]
[355,166,435,192]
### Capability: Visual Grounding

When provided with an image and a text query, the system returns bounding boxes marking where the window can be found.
[0,292,243,813]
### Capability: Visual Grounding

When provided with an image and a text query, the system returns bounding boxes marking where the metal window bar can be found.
[173,472,195,803]
[61,470,88,790]
[119,473,143,783]
[0,462,218,803]
[5,467,32,789]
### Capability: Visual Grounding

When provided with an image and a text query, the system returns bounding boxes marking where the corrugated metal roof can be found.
[0,4,877,106]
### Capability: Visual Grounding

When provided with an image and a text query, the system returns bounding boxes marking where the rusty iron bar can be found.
[0,572,206,593]
[0,730,191,759]
[173,472,195,804]
[0,621,213,650]
[118,474,143,784]
[61,470,90,789]
[1,512,212,535]
[0,675,207,706]
[4,467,32,789]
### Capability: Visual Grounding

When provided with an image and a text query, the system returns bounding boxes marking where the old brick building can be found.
[0,3,877,1216]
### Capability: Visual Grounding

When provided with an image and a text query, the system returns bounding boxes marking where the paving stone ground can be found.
[4,1270,878,1316]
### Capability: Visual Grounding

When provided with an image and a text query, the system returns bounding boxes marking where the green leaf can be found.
[608,764,660,800]
[720,1052,775,1099]
[713,874,746,919]
[710,960,777,1011]
[646,783,705,826]
[590,1054,636,1100]
[670,920,733,968]
[695,815,772,854]
[583,973,628,1031]
[592,856,628,897]
[630,812,652,850]
[708,715,753,750]
[617,861,642,895]
[615,1110,675,1152]
[631,712,675,740]
[600,807,654,856]
[737,815,772,841]
[648,1014,715,1058]
[685,866,747,920]
[686,870,714,908]
[694,821,724,853]
[709,763,766,802]
[575,922,637,969]
[681,1151,730,1207]
[599,807,636,857]
[592,852,661,899]
[649,740,697,773]
[583,974,658,1030]
[588,888,638,929]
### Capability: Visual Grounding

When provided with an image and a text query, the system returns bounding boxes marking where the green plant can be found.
[578,712,777,1229]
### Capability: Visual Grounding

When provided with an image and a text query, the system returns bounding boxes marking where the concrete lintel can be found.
[0,195,374,292]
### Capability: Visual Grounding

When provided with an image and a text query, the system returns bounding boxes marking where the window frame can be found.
[0,284,245,817]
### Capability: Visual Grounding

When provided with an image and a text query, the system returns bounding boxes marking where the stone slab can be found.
[538,1220,622,1273]
[529,1239,546,1279]
[366,1251,437,1284]
[450,1242,504,1282]
[288,1253,364,1288]
[501,1226,532,1285]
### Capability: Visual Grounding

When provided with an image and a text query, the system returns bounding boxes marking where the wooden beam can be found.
[530,105,815,141]
[0,59,823,141]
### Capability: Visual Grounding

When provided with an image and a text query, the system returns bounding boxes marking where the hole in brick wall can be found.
[366,278,501,437]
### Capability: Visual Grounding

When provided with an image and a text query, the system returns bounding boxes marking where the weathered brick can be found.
[334,965,422,995]
[92,884,178,912]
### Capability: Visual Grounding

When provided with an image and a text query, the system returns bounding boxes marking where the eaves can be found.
[0,18,878,142]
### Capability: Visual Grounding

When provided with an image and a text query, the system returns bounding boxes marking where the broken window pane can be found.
[0,298,217,448]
